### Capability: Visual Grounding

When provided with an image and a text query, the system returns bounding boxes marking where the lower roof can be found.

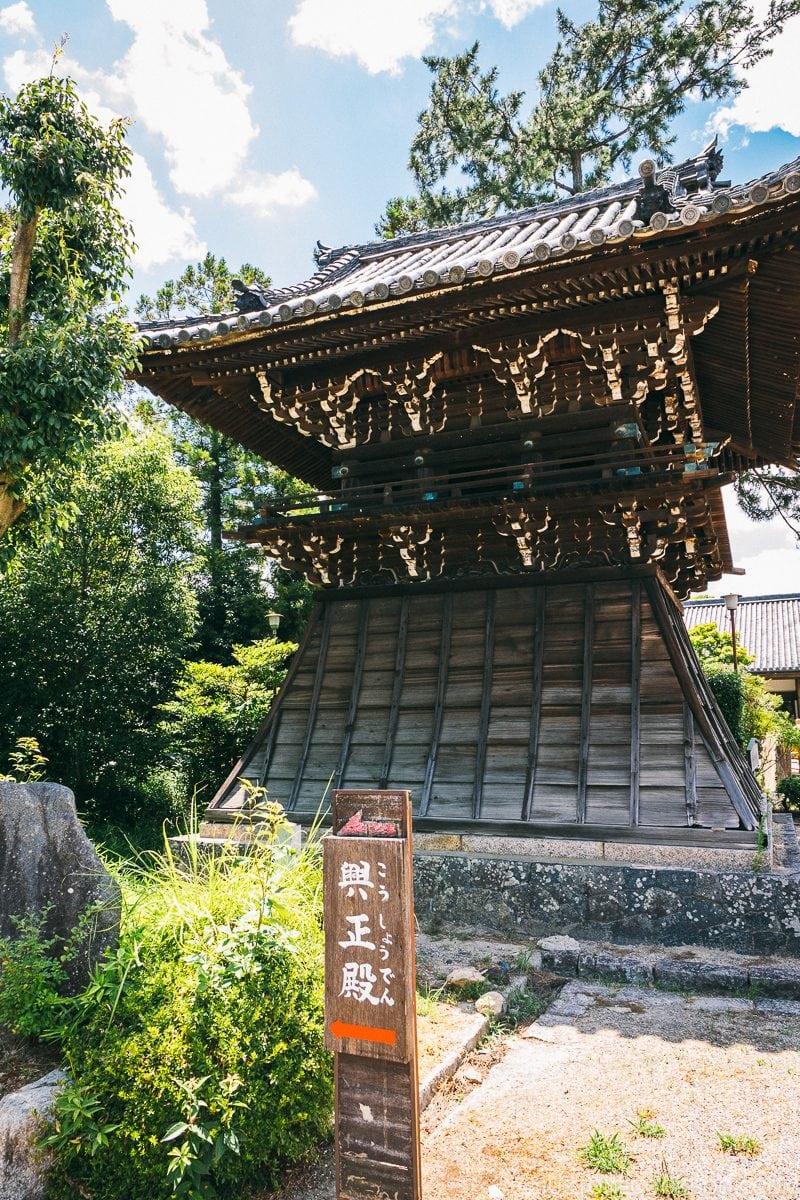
[683,594,800,674]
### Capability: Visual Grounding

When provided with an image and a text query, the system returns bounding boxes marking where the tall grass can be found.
[21,801,333,1200]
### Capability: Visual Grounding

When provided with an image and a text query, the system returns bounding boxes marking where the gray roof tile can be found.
[138,149,800,349]
[683,595,800,673]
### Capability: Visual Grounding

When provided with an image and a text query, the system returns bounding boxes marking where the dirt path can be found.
[422,982,800,1200]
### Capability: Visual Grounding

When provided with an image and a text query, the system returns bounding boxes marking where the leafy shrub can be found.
[0,735,48,782]
[0,912,67,1038]
[704,665,746,746]
[0,819,331,1200]
[776,776,800,813]
[160,638,296,801]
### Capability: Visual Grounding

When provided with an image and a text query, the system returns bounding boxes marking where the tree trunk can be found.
[8,212,39,346]
[208,430,224,553]
[0,479,27,539]
[571,152,584,194]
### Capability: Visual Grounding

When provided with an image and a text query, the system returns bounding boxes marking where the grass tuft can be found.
[590,1183,626,1199]
[628,1108,666,1139]
[653,1159,691,1198]
[578,1130,632,1175]
[717,1132,761,1156]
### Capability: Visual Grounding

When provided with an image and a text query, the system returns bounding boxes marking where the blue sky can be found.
[0,0,798,595]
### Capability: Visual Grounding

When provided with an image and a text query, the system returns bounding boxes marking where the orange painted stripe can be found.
[329,1018,397,1046]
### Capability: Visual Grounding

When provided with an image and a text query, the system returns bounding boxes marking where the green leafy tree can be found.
[378,0,799,235]
[136,256,311,660]
[160,637,297,802]
[0,71,137,550]
[0,417,200,823]
[688,622,800,755]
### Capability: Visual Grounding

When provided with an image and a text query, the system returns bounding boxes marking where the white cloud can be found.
[225,168,318,220]
[121,153,205,270]
[713,8,800,138]
[289,0,457,75]
[103,0,258,197]
[482,0,550,28]
[701,485,800,598]
[2,44,207,273]
[0,2,36,38]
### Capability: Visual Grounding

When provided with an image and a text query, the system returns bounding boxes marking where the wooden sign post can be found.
[324,789,421,1200]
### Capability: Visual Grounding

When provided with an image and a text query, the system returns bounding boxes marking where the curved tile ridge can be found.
[138,153,800,349]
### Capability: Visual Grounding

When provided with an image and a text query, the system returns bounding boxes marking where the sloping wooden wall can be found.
[208,571,761,840]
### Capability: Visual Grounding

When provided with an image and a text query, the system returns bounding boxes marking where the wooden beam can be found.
[379,597,410,788]
[205,604,322,815]
[419,595,453,817]
[643,575,759,829]
[522,587,546,822]
[629,580,641,826]
[684,703,698,826]
[577,584,594,824]
[472,591,496,819]
[332,599,370,790]
[288,602,333,810]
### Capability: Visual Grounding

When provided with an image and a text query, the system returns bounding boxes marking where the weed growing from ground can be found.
[500,984,547,1028]
[628,1108,666,1139]
[416,984,447,1017]
[590,1183,626,1199]
[717,1132,761,1156]
[653,1159,691,1197]
[578,1130,632,1175]
[513,947,535,972]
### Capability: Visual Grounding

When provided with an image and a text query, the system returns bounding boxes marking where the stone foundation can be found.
[413,851,800,956]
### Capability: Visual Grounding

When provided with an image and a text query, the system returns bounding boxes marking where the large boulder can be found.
[0,1069,65,1200]
[0,782,119,986]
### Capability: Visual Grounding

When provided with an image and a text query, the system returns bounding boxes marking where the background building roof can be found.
[683,594,800,674]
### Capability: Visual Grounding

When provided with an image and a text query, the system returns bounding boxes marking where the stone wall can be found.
[413,851,800,956]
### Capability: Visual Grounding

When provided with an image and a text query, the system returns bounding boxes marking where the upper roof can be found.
[138,146,800,349]
[683,594,800,674]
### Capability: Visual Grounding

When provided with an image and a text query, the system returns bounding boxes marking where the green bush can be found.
[704,664,746,746]
[159,638,296,802]
[0,819,331,1200]
[777,776,800,813]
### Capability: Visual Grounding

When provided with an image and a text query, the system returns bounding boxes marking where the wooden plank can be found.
[577,584,594,824]
[472,592,495,820]
[335,1056,421,1200]
[288,602,333,810]
[332,600,370,791]
[629,580,641,827]
[207,604,322,815]
[522,587,546,821]
[643,576,759,830]
[684,704,698,826]
[419,595,453,817]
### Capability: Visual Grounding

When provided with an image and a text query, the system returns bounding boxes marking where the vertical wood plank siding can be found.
[288,602,333,809]
[684,704,698,825]
[629,580,641,826]
[210,574,761,839]
[522,586,546,821]
[472,591,496,818]
[576,585,594,824]
[379,597,409,788]
[419,595,453,817]
[332,599,370,789]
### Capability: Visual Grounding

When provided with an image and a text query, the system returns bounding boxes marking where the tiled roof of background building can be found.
[683,595,800,674]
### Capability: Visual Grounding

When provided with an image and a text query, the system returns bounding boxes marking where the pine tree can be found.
[377,0,799,236]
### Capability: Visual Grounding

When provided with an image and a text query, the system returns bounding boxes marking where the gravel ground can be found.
[422,981,800,1200]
